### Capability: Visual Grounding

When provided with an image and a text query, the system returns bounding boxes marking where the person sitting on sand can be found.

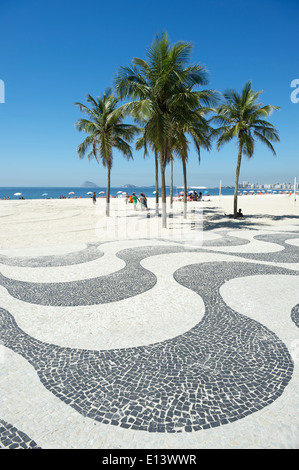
[228,208,243,218]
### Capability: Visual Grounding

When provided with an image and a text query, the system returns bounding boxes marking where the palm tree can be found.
[212,81,280,218]
[169,105,212,218]
[74,89,139,216]
[115,32,216,228]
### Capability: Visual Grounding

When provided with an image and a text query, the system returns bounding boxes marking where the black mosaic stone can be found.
[0,242,103,267]
[0,228,287,307]
[0,256,296,434]
[0,245,194,306]
[291,304,299,328]
[210,230,299,264]
[0,419,41,449]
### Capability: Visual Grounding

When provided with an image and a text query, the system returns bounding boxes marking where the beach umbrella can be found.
[87,191,93,195]
[14,192,22,196]
[42,193,48,196]
[117,191,123,194]
[69,192,74,195]
[99,191,104,194]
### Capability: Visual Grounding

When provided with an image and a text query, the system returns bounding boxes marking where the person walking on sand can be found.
[132,192,139,210]
[92,192,96,205]
[140,192,148,210]
[139,192,145,210]
[143,193,148,210]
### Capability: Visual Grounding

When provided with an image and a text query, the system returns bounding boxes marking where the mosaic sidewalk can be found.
[0,226,298,449]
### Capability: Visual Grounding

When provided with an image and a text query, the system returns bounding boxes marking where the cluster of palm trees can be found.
[75,32,280,225]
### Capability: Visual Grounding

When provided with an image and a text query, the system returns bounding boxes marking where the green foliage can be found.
[211,81,280,217]
[115,32,218,169]
[212,81,280,157]
[74,89,139,169]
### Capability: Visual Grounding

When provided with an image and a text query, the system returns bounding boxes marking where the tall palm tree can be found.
[170,105,212,218]
[212,81,280,218]
[115,32,216,228]
[74,89,139,216]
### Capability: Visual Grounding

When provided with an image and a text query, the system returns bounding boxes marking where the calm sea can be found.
[0,186,235,200]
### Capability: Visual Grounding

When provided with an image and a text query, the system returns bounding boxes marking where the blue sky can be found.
[0,0,298,187]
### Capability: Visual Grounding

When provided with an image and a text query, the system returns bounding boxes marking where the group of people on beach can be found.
[126,192,148,210]
[0,196,25,200]
[91,191,148,210]
[185,191,202,201]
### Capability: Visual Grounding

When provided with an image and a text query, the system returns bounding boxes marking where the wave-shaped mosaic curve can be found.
[160,231,251,248]
[0,230,249,269]
[0,231,274,306]
[0,261,296,433]
[0,242,103,267]
[0,419,41,449]
[210,231,299,264]
[291,304,299,328]
[0,245,199,306]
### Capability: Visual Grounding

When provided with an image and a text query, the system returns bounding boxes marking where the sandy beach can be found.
[0,194,298,449]
[0,194,298,251]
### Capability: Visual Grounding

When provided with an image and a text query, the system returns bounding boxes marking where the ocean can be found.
[0,186,236,200]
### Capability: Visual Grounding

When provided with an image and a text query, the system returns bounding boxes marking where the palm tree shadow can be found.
[201,206,299,231]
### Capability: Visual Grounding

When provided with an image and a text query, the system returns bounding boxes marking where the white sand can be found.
[0,194,298,251]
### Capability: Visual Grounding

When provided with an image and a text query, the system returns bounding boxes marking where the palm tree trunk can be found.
[170,156,173,209]
[182,157,187,219]
[106,165,111,217]
[234,142,242,218]
[155,151,159,215]
[160,160,167,229]
[160,143,169,229]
